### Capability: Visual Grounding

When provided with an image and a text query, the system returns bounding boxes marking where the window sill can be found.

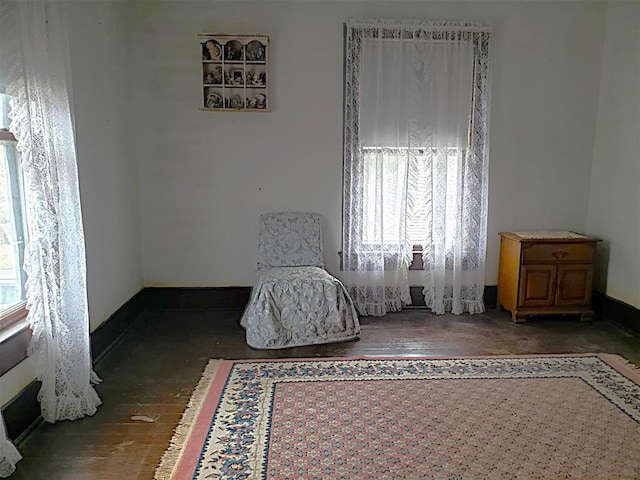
[0,302,28,332]
[338,248,424,270]
[0,318,30,344]
[0,305,31,377]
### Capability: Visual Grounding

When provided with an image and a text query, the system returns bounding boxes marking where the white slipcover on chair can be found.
[240,212,360,349]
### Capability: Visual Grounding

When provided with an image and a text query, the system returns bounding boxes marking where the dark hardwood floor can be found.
[8,307,640,479]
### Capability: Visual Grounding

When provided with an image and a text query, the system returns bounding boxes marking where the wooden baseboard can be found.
[91,292,148,364]
[2,381,40,443]
[141,286,496,311]
[592,291,640,333]
[140,286,497,311]
[484,286,498,309]
[141,286,251,311]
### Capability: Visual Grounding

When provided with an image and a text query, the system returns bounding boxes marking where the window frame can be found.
[0,91,29,333]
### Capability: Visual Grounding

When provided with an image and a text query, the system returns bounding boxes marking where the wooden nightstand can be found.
[497,231,601,323]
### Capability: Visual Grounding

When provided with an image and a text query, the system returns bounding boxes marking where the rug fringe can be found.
[153,359,223,480]
[597,353,640,382]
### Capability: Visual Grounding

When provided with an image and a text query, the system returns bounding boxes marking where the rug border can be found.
[154,359,227,480]
[230,353,639,383]
[154,353,639,480]
[595,353,640,382]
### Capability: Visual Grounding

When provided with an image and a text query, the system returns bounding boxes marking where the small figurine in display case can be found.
[232,69,244,85]
[251,72,266,86]
[245,40,265,61]
[212,66,223,85]
[247,93,266,109]
[205,91,223,109]
[228,94,244,109]
[204,73,214,84]
[224,40,243,61]
[202,40,221,61]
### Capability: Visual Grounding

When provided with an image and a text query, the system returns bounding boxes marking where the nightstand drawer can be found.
[522,243,595,264]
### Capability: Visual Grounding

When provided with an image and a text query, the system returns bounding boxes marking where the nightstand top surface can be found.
[500,231,601,242]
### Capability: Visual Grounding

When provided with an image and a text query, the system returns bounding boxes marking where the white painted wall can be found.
[66,1,143,331]
[1,1,142,406]
[587,0,640,308]
[0,357,36,407]
[133,0,607,287]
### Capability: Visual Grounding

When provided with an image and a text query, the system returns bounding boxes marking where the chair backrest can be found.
[257,212,325,269]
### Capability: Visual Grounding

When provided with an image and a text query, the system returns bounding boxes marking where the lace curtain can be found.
[0,1,101,474]
[0,416,20,478]
[343,19,492,316]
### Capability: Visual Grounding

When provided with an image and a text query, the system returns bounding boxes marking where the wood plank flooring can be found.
[8,308,640,479]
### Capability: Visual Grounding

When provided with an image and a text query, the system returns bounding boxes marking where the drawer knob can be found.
[552,250,568,259]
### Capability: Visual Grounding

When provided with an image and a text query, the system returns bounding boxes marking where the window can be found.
[361,146,460,250]
[0,91,28,329]
[342,20,491,316]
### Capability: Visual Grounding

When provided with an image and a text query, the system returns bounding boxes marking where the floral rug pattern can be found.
[166,356,640,479]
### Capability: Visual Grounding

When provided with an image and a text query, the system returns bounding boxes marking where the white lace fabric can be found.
[257,212,325,269]
[0,5,101,467]
[0,415,21,478]
[343,19,492,316]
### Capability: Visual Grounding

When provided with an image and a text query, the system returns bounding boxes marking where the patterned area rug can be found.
[155,355,640,480]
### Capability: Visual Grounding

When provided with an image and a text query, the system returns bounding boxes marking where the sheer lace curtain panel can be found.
[0,1,101,476]
[343,19,492,317]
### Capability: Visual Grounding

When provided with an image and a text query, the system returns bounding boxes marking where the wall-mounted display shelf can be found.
[199,34,269,112]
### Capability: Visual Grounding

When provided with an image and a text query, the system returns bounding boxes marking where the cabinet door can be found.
[555,265,593,306]
[518,265,557,307]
